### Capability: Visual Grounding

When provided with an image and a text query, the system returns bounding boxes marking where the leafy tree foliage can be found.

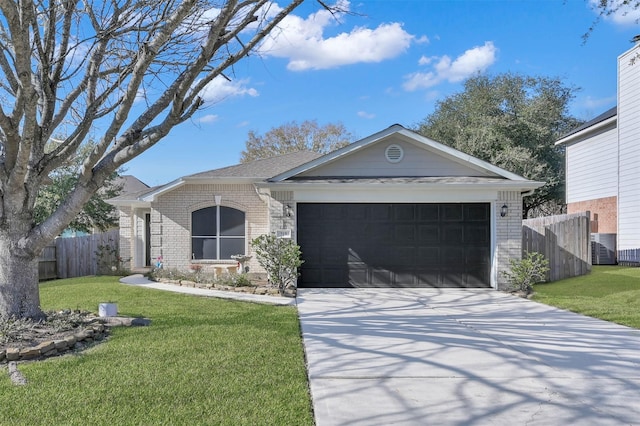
[415,73,582,218]
[34,156,122,234]
[240,120,354,163]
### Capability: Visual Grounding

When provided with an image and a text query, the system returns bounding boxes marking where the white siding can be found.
[618,44,640,251]
[300,138,495,178]
[565,124,618,203]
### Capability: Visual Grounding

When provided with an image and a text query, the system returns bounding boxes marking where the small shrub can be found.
[148,267,189,282]
[251,234,303,295]
[95,239,129,275]
[502,251,549,295]
[216,273,253,287]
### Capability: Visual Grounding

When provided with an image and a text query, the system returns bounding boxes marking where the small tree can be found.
[501,252,550,295]
[251,235,303,295]
[240,120,354,163]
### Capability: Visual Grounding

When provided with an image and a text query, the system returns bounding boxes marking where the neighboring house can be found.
[556,41,640,263]
[114,175,149,195]
[109,125,542,290]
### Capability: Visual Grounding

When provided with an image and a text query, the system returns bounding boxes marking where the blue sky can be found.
[125,0,640,186]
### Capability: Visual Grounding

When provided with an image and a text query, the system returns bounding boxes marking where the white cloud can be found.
[403,41,497,91]
[197,114,219,123]
[590,0,640,25]
[257,1,414,71]
[357,110,375,119]
[581,95,617,110]
[199,77,259,104]
[418,55,435,66]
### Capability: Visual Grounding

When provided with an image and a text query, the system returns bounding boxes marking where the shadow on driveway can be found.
[297,288,640,425]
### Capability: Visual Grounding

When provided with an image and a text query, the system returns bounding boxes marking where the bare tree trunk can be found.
[0,233,43,320]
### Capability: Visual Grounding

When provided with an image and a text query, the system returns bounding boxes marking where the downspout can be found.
[254,184,271,204]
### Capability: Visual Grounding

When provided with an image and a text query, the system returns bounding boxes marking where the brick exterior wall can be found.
[151,183,269,274]
[270,191,295,236]
[496,191,524,290]
[567,196,617,234]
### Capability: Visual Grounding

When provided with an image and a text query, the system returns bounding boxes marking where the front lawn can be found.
[533,265,640,329]
[0,276,313,426]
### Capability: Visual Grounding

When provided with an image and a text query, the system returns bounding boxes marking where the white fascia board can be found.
[139,177,260,203]
[106,199,151,208]
[141,179,186,202]
[555,115,617,146]
[289,187,502,203]
[258,180,544,192]
[183,177,259,185]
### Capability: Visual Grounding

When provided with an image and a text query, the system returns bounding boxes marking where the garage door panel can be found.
[418,247,440,265]
[466,224,490,244]
[322,267,349,287]
[466,203,490,221]
[322,247,347,265]
[466,268,490,286]
[348,266,368,287]
[467,247,490,263]
[371,204,392,221]
[442,271,465,287]
[395,224,416,243]
[371,268,392,286]
[394,204,416,221]
[441,204,464,221]
[419,225,440,243]
[442,225,464,244]
[418,204,440,221]
[298,203,490,288]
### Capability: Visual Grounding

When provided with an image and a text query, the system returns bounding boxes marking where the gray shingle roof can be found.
[108,151,324,204]
[558,106,616,140]
[185,151,323,179]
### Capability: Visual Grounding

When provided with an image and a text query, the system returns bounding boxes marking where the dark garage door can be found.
[297,203,491,288]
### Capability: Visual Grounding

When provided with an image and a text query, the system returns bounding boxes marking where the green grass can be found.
[0,276,313,426]
[533,265,640,328]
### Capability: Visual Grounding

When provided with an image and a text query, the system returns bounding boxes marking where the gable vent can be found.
[385,144,404,163]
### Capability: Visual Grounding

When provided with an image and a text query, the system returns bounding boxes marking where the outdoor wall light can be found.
[284,203,293,217]
[500,204,508,217]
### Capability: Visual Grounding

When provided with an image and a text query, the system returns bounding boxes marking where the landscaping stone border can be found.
[154,278,296,297]
[0,316,151,364]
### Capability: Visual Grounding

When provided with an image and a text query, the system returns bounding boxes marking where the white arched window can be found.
[191,206,245,260]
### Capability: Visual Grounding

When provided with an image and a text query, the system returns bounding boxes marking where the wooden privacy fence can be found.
[38,230,120,280]
[522,212,591,282]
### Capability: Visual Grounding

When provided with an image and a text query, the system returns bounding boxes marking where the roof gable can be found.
[269,124,529,182]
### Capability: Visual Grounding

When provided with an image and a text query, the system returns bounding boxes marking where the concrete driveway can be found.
[297,288,640,425]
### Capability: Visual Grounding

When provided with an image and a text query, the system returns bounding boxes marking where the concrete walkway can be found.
[297,288,640,426]
[119,274,295,306]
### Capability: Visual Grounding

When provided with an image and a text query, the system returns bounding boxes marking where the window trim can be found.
[191,205,246,260]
